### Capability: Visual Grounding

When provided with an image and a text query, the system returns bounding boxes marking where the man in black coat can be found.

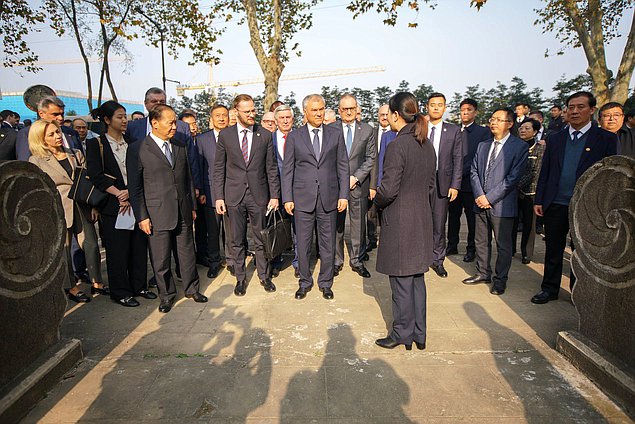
[598,102,634,158]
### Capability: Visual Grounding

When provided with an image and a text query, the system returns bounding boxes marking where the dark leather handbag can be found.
[68,138,111,207]
[260,209,293,261]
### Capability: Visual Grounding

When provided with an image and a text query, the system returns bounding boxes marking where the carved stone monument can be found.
[0,161,82,423]
[557,155,635,418]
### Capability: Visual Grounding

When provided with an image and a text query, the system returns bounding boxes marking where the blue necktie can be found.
[162,141,173,166]
[346,124,353,154]
[571,130,581,143]
[312,128,320,159]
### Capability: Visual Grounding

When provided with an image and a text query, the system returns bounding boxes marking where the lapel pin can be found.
[585,147,590,151]
[256,133,260,137]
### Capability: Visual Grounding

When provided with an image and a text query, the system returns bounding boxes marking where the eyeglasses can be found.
[340,107,356,112]
[488,118,511,123]
[237,109,256,115]
[601,113,624,120]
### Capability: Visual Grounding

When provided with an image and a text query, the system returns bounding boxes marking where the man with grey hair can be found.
[16,96,81,160]
[261,111,277,132]
[72,118,100,152]
[323,108,337,125]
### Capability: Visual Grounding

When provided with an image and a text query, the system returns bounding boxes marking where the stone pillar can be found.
[556,155,635,418]
[0,161,82,422]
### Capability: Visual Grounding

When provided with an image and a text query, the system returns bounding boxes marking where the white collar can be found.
[569,121,592,137]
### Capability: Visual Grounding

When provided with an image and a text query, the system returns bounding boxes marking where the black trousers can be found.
[512,194,537,258]
[430,188,449,266]
[194,201,207,260]
[475,209,514,289]
[335,193,367,269]
[147,212,200,303]
[100,214,148,300]
[389,274,426,345]
[541,204,576,295]
[203,204,224,269]
[226,188,269,282]
[447,190,476,254]
[366,200,379,245]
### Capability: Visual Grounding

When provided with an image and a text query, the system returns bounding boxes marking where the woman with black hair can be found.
[87,101,155,307]
[374,92,437,351]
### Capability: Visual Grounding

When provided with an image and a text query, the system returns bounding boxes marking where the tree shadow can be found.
[280,323,413,422]
[463,301,608,423]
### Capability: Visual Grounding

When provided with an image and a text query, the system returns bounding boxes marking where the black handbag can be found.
[68,138,111,207]
[260,209,293,261]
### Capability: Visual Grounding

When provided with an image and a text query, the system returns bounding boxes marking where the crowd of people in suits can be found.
[5,83,633,351]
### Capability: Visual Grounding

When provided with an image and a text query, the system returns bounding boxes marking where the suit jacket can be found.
[125,117,201,190]
[126,135,196,231]
[460,123,491,191]
[86,135,132,216]
[548,115,565,133]
[0,127,17,160]
[29,147,83,228]
[271,130,286,177]
[470,134,529,218]
[333,120,377,198]
[535,125,618,210]
[617,125,635,158]
[375,130,397,187]
[212,124,280,207]
[281,124,349,213]
[375,123,436,276]
[197,129,219,203]
[16,125,81,161]
[434,122,464,196]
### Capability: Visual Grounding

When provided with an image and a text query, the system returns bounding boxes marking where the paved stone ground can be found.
[23,231,632,423]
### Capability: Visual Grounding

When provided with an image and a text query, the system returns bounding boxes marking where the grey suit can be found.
[332,120,377,269]
[281,124,349,289]
[127,135,199,303]
[212,124,280,282]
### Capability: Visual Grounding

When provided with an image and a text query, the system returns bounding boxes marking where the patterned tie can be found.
[281,133,287,160]
[312,128,320,159]
[484,140,501,191]
[162,141,173,166]
[346,124,353,154]
[241,129,249,164]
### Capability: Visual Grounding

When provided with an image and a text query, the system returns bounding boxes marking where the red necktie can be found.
[282,133,287,156]
[241,129,249,163]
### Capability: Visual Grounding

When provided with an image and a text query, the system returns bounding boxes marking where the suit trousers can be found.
[447,190,476,254]
[366,200,379,245]
[335,193,367,269]
[203,204,224,269]
[512,194,537,259]
[100,214,148,300]
[194,201,208,260]
[389,274,427,345]
[475,209,514,289]
[226,188,269,282]
[295,193,337,289]
[540,204,576,295]
[147,212,200,303]
[430,188,450,266]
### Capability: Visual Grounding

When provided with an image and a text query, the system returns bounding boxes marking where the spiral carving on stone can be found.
[569,156,635,289]
[0,161,66,299]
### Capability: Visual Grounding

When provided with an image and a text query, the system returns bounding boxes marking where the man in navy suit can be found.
[197,104,230,279]
[531,92,618,304]
[447,99,491,262]
[282,94,349,300]
[463,108,529,295]
[213,94,280,297]
[426,93,465,278]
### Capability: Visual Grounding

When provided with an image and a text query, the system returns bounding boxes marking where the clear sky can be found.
[1,0,633,107]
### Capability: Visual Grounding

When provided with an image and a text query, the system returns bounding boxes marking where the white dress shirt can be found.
[276,130,287,160]
[236,122,254,161]
[105,133,128,184]
[307,123,323,153]
[377,125,389,152]
[150,132,171,155]
[343,120,356,147]
[568,121,592,138]
[486,132,511,169]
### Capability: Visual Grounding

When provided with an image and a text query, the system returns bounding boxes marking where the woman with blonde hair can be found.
[28,119,105,303]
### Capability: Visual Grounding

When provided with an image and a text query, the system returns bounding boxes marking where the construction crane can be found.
[176,66,385,96]
[14,57,126,67]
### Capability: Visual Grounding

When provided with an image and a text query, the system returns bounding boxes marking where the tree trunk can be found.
[263,64,282,111]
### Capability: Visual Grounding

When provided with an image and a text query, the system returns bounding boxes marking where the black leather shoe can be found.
[446,247,458,255]
[462,274,491,285]
[295,286,311,300]
[228,265,235,276]
[137,290,157,300]
[66,289,91,303]
[115,296,140,307]
[175,268,181,279]
[234,280,247,296]
[490,286,505,295]
[320,287,334,300]
[207,266,219,279]
[271,267,281,278]
[351,265,371,278]
[375,337,412,351]
[294,268,300,279]
[90,285,110,295]
[196,256,210,267]
[260,279,276,293]
[367,240,377,251]
[463,252,476,263]
[361,253,370,262]
[431,264,448,278]
[158,300,172,313]
[522,256,531,264]
[148,277,158,288]
[531,290,558,304]
[414,341,426,350]
[185,292,208,303]
[334,264,343,277]
[75,272,90,284]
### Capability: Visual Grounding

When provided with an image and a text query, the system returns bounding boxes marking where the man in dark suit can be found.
[426,93,464,278]
[0,110,18,131]
[127,104,206,313]
[282,94,349,300]
[333,94,376,278]
[213,94,280,296]
[598,102,634,158]
[532,92,618,304]
[0,127,17,160]
[515,102,530,124]
[198,104,230,279]
[548,105,565,133]
[463,108,529,295]
[447,99,491,262]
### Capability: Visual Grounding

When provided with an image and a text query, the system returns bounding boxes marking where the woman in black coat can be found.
[86,101,155,307]
[374,92,436,351]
